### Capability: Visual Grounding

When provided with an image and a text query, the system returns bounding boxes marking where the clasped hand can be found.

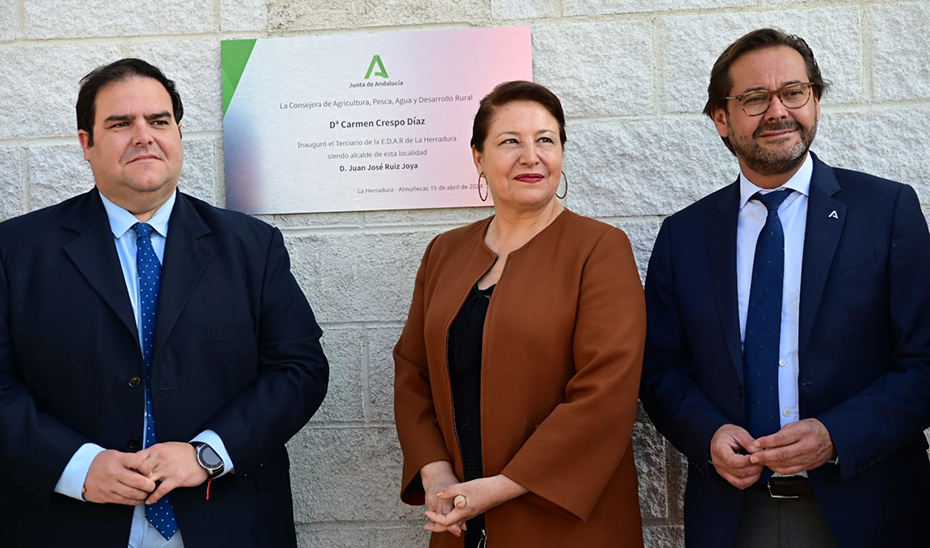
[419,461,528,537]
[83,442,208,506]
[710,419,835,489]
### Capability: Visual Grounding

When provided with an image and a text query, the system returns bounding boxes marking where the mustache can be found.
[754,120,801,136]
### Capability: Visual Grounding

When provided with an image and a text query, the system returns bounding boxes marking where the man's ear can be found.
[78,130,92,160]
[712,107,730,139]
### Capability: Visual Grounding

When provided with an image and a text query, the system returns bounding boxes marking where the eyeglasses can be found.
[725,82,815,116]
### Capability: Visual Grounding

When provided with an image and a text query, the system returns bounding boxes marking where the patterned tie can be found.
[743,190,792,456]
[134,222,179,540]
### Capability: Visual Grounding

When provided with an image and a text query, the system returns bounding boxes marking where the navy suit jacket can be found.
[0,188,328,548]
[640,153,930,548]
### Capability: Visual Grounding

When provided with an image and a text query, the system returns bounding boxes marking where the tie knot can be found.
[134,222,154,239]
[753,189,792,212]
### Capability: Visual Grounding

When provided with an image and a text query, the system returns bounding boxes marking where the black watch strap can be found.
[190,441,225,478]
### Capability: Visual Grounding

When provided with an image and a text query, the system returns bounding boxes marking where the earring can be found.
[478,173,489,202]
[556,171,568,200]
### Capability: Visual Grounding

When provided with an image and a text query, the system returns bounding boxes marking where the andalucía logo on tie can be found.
[365,55,389,79]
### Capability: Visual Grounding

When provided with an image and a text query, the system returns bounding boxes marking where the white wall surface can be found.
[2,1,929,545]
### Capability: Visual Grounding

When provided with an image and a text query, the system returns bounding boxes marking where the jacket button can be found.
[127,438,141,450]
[128,376,142,388]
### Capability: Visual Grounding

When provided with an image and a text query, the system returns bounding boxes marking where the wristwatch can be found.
[190,441,225,478]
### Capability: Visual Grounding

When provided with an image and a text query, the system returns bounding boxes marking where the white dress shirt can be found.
[737,153,813,433]
[53,190,234,548]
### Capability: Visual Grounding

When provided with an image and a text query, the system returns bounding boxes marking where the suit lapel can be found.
[63,189,138,339]
[153,193,215,359]
[799,155,845,360]
[707,181,744,383]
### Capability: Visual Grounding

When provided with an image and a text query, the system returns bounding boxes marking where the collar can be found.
[738,152,813,210]
[98,189,177,239]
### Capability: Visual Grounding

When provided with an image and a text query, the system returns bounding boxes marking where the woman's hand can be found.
[419,461,467,537]
[424,474,528,531]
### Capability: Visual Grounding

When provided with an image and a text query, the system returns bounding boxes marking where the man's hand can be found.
[138,442,208,504]
[419,461,466,537]
[749,418,835,475]
[710,424,764,489]
[83,450,157,505]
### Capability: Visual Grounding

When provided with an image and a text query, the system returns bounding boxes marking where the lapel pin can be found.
[828,210,838,219]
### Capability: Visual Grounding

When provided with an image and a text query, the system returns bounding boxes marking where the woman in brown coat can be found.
[394,81,646,547]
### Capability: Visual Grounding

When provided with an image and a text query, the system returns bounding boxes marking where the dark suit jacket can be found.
[0,188,328,548]
[640,153,930,548]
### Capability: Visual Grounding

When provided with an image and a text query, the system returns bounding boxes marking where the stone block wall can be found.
[2,1,929,546]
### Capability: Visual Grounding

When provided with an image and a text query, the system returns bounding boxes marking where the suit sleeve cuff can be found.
[192,429,235,476]
[53,443,106,501]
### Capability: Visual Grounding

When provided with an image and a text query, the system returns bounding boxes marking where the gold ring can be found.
[453,494,467,509]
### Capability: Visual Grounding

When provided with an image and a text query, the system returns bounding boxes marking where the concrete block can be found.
[492,0,550,20]
[312,327,365,423]
[0,44,121,139]
[367,326,404,423]
[179,137,220,206]
[213,140,227,208]
[297,524,428,548]
[667,442,688,522]
[297,527,368,548]
[221,0,269,32]
[288,426,423,522]
[366,526,431,547]
[27,144,94,212]
[565,0,749,17]
[873,2,930,101]
[604,218,663,283]
[261,212,365,230]
[664,8,862,115]
[267,0,355,32]
[24,0,215,39]
[564,116,734,219]
[0,0,15,41]
[533,21,653,118]
[0,146,25,222]
[635,405,668,520]
[644,525,685,548]
[130,40,223,134]
[356,0,489,27]
[814,108,930,203]
[285,230,443,324]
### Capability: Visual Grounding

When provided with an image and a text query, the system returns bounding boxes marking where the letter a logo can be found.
[365,55,389,79]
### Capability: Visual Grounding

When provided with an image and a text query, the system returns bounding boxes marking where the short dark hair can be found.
[76,58,183,146]
[470,80,567,152]
[704,28,830,153]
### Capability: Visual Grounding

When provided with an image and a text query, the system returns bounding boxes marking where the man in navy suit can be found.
[640,29,930,548]
[0,59,328,547]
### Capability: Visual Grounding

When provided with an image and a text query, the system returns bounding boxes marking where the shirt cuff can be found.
[54,443,106,501]
[191,429,235,476]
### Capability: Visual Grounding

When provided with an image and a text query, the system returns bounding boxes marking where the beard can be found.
[727,116,817,176]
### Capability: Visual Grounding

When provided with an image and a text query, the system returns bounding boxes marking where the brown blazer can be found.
[394,209,646,547]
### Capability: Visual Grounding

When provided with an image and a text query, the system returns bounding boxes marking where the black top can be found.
[447,283,494,547]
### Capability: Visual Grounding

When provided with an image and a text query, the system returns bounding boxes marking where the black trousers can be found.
[731,488,839,548]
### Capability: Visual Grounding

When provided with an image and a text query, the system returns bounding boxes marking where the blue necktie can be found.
[743,190,792,455]
[134,222,179,540]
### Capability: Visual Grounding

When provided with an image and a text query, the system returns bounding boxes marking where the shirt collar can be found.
[98,190,176,239]
[738,152,813,210]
